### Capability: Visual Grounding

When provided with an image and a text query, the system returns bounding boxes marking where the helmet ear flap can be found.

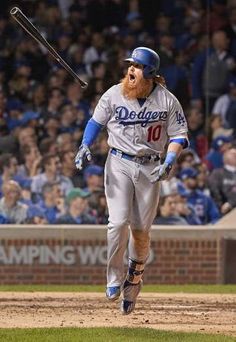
[143,65,156,79]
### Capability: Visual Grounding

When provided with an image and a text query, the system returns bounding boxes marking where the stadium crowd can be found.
[0,0,236,225]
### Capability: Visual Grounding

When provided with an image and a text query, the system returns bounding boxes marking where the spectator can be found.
[31,152,73,199]
[204,135,233,171]
[65,82,85,108]
[17,144,42,178]
[42,87,65,119]
[75,104,90,130]
[175,188,202,225]
[192,30,235,112]
[91,131,110,167]
[56,188,96,224]
[186,107,208,159]
[224,6,236,58]
[20,110,40,130]
[39,137,58,155]
[196,163,211,197]
[39,181,65,223]
[20,179,34,207]
[212,76,236,130]
[154,14,172,39]
[124,12,145,44]
[5,99,24,132]
[208,148,236,215]
[153,194,189,225]
[8,74,32,105]
[83,32,108,75]
[57,33,72,61]
[157,34,175,69]
[210,114,233,139]
[0,93,18,153]
[207,1,227,33]
[0,180,28,223]
[0,133,18,155]
[59,104,77,134]
[47,72,65,90]
[70,45,87,76]
[17,127,38,149]
[0,90,8,127]
[26,205,48,224]
[160,52,190,108]
[91,61,107,80]
[31,84,46,113]
[57,132,77,153]
[177,149,200,176]
[83,165,104,193]
[178,167,220,224]
[42,117,60,140]
[88,189,108,224]
[175,17,203,63]
[0,153,24,195]
[162,150,199,198]
[0,213,10,224]
[60,150,84,187]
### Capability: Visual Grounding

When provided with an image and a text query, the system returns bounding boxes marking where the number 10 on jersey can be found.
[147,124,161,142]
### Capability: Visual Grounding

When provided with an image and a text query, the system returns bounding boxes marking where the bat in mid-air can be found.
[10,7,88,89]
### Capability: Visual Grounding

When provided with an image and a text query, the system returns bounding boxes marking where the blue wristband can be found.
[165,151,177,166]
[82,118,103,146]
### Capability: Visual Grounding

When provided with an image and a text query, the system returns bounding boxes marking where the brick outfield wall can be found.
[0,225,235,285]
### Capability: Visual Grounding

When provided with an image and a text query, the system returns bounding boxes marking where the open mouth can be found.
[129,73,136,82]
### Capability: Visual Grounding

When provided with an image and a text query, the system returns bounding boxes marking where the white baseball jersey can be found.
[93,83,188,156]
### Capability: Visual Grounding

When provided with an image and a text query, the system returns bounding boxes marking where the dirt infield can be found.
[0,292,235,336]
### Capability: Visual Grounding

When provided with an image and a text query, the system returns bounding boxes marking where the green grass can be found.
[0,284,236,293]
[0,328,234,342]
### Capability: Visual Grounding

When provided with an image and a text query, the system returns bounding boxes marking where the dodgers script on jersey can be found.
[92,83,188,156]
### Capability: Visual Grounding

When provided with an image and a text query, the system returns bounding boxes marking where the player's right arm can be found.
[74,87,112,170]
[74,118,103,170]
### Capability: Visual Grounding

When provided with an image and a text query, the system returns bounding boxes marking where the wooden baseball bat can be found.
[10,7,88,89]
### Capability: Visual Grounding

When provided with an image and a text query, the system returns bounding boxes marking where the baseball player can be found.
[75,47,188,315]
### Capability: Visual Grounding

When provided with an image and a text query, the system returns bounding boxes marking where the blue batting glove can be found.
[150,162,172,183]
[75,145,92,170]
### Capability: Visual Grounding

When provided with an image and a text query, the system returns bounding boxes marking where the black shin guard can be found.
[126,258,144,284]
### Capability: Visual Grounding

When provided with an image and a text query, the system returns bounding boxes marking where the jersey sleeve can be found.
[167,96,188,138]
[92,87,113,126]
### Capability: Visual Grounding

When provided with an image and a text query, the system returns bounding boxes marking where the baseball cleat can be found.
[106,286,121,301]
[120,280,143,315]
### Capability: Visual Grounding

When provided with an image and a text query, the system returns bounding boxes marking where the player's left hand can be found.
[150,163,172,183]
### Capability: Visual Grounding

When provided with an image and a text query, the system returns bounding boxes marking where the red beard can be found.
[121,74,153,100]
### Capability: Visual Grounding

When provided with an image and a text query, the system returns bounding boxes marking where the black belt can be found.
[111,148,160,164]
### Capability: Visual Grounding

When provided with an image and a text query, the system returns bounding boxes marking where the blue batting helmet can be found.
[125,47,160,79]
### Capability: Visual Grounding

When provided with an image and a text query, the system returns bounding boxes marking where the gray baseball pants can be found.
[105,151,160,287]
